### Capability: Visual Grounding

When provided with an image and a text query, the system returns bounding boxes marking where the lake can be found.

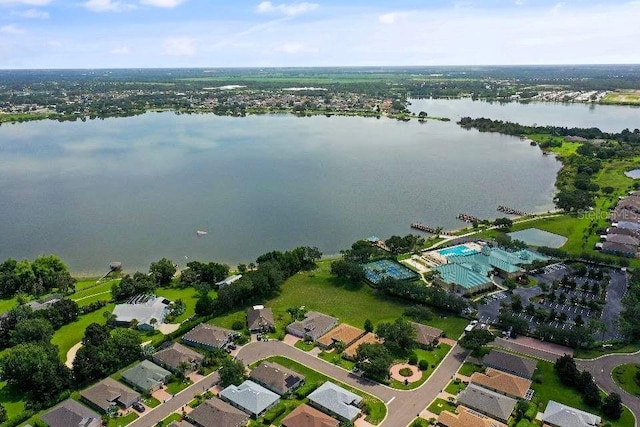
[0,112,563,274]
[408,98,640,132]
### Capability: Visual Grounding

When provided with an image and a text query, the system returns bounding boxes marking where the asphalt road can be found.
[577,352,640,427]
[128,372,220,427]
[235,340,470,426]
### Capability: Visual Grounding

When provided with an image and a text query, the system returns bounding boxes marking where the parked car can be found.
[132,402,145,412]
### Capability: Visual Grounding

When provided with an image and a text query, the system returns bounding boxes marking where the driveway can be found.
[235,340,469,426]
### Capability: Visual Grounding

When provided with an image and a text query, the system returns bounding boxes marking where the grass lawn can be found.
[0,381,27,421]
[107,412,139,427]
[0,296,19,314]
[51,303,115,359]
[159,413,182,426]
[317,350,356,370]
[612,364,640,397]
[263,356,386,425]
[574,343,640,359]
[390,344,452,390]
[426,397,456,415]
[444,379,467,395]
[457,362,484,377]
[294,340,315,351]
[71,279,118,304]
[531,359,634,427]
[155,287,217,323]
[144,396,161,408]
[166,379,193,395]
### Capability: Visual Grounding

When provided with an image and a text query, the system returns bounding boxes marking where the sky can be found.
[0,0,639,68]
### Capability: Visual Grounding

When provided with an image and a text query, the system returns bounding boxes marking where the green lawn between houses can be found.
[107,412,139,427]
[262,356,387,425]
[457,362,484,377]
[612,364,640,397]
[426,397,456,415]
[444,379,467,395]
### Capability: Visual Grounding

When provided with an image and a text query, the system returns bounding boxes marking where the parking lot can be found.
[475,264,628,341]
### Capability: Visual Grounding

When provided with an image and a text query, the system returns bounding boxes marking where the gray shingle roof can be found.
[247,307,275,331]
[187,398,249,427]
[411,322,443,346]
[456,384,517,422]
[542,400,601,427]
[307,382,362,422]
[121,360,171,392]
[483,349,537,379]
[249,361,305,395]
[219,380,280,417]
[286,312,338,341]
[152,342,204,372]
[80,378,140,412]
[182,323,237,349]
[40,399,101,427]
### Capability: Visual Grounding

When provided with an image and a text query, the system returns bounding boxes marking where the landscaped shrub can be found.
[399,367,413,377]
[231,320,244,330]
[418,359,429,370]
[262,403,287,424]
[408,353,418,365]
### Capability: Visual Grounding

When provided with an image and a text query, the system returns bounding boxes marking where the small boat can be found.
[196,230,208,236]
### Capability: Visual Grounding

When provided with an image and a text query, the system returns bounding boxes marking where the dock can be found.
[497,205,529,216]
[411,223,438,234]
[457,213,481,223]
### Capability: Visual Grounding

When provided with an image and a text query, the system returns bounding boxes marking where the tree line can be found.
[0,255,75,298]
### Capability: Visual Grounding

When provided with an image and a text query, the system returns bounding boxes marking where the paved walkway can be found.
[65,342,82,368]
[236,340,470,426]
[577,352,640,427]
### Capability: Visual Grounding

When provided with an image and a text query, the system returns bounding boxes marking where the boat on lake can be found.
[196,230,208,236]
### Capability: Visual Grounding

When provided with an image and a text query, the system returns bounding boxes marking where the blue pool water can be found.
[436,244,479,257]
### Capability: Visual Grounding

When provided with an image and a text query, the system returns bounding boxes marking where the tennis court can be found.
[362,259,419,285]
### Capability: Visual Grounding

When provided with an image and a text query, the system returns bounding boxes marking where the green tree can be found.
[219,358,246,387]
[0,403,6,424]
[376,318,416,356]
[602,393,623,420]
[150,258,176,286]
[82,322,111,347]
[355,343,392,381]
[10,318,54,345]
[494,217,513,229]
[459,329,494,353]
[364,319,374,333]
[555,354,580,387]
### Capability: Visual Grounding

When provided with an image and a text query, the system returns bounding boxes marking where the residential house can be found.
[121,360,171,393]
[483,350,537,379]
[437,405,507,427]
[219,380,280,418]
[542,400,601,427]
[286,312,338,342]
[470,368,532,399]
[186,398,249,427]
[281,403,339,427]
[249,361,305,396]
[343,333,383,361]
[247,306,275,333]
[80,378,140,414]
[411,322,443,348]
[182,323,238,351]
[40,399,102,427]
[316,323,365,350]
[112,295,170,330]
[307,382,362,422]
[456,384,517,423]
[600,241,638,258]
[152,342,205,374]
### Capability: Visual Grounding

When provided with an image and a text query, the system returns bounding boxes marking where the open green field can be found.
[51,303,115,359]
[0,296,19,314]
[527,135,581,157]
[531,359,635,427]
[211,261,468,338]
[263,356,386,424]
[613,364,640,397]
[602,91,640,105]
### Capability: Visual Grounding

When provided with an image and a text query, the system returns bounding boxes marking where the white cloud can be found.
[0,0,51,5]
[139,0,187,8]
[256,1,318,17]
[11,7,49,18]
[0,24,25,34]
[83,0,135,12]
[276,41,317,54]
[110,45,131,54]
[378,12,407,24]
[163,37,196,56]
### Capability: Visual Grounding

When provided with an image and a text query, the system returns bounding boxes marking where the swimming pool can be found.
[436,244,479,257]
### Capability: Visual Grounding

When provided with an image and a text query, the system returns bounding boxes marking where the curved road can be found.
[577,352,640,427]
[236,340,470,426]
